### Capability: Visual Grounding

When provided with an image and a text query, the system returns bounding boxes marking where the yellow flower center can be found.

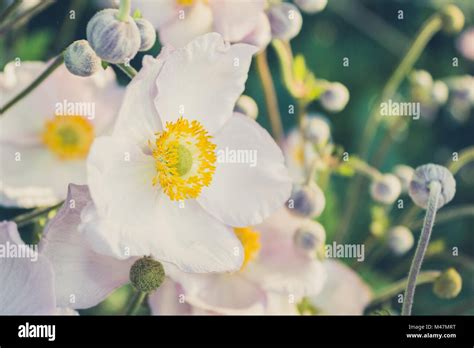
[42,115,94,160]
[151,117,216,201]
[233,227,261,270]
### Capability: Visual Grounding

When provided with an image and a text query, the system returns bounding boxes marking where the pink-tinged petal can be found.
[0,222,56,315]
[86,136,243,272]
[154,33,257,134]
[39,184,134,309]
[310,260,373,315]
[241,12,272,50]
[166,265,267,315]
[210,0,265,42]
[197,114,292,226]
[112,55,165,150]
[132,0,178,29]
[158,1,213,47]
[0,144,85,208]
[148,278,193,315]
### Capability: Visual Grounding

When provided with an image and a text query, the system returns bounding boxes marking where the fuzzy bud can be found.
[320,82,350,112]
[408,164,456,210]
[241,13,271,50]
[64,40,102,77]
[294,220,326,257]
[370,174,402,204]
[287,183,326,218]
[410,70,433,90]
[433,268,462,299]
[294,0,327,14]
[135,18,156,51]
[129,257,165,293]
[302,114,330,146]
[387,226,414,255]
[234,95,259,120]
[267,3,303,41]
[393,164,414,193]
[87,9,141,64]
[440,5,465,34]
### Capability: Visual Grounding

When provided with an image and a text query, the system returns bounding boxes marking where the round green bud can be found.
[433,268,462,299]
[64,40,102,77]
[129,257,165,293]
[440,5,465,34]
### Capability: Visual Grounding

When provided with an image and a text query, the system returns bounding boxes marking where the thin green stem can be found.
[1,54,64,115]
[449,146,474,175]
[0,0,23,25]
[349,157,382,181]
[370,271,440,307]
[0,0,54,35]
[256,51,284,145]
[125,291,147,315]
[402,181,441,316]
[117,0,131,22]
[116,63,138,79]
[13,201,64,228]
[409,204,474,230]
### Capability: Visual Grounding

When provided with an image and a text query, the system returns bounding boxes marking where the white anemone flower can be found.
[0,221,71,314]
[148,208,326,315]
[84,33,291,273]
[132,0,270,48]
[0,62,123,208]
[309,260,373,315]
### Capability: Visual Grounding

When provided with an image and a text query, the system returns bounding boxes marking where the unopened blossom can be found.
[456,27,474,61]
[149,208,326,314]
[84,33,291,273]
[132,0,271,49]
[0,62,123,208]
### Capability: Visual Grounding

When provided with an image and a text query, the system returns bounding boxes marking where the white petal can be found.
[39,184,133,309]
[86,136,243,272]
[148,278,193,315]
[310,260,373,315]
[158,1,213,48]
[198,114,292,226]
[210,0,265,42]
[166,265,266,315]
[265,292,298,315]
[154,33,257,134]
[112,55,164,149]
[0,222,56,315]
[132,0,178,29]
[0,144,86,208]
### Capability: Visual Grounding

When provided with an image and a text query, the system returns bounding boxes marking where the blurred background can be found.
[0,0,473,315]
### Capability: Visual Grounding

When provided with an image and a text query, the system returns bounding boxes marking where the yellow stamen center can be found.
[42,115,94,160]
[151,117,216,201]
[234,227,261,270]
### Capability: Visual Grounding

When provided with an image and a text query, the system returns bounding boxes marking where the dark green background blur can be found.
[1,0,473,315]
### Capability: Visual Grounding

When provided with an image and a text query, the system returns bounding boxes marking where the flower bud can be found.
[64,40,102,77]
[134,18,156,51]
[294,220,326,257]
[267,3,303,41]
[387,226,414,255]
[431,80,449,105]
[294,0,327,14]
[302,114,330,146]
[440,5,465,34]
[433,268,462,299]
[410,70,433,90]
[408,164,456,210]
[320,82,350,112]
[370,174,402,204]
[287,183,326,218]
[456,27,474,61]
[234,95,259,120]
[129,257,165,293]
[393,164,414,193]
[87,9,141,64]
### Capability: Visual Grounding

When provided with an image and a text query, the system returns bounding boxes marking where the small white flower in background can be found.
[148,208,326,315]
[131,0,271,49]
[370,174,402,205]
[309,260,372,315]
[294,0,327,14]
[0,221,76,315]
[267,2,303,41]
[320,82,350,112]
[302,114,331,146]
[0,62,123,208]
[456,26,474,61]
[85,33,291,273]
[387,226,414,255]
[282,128,318,183]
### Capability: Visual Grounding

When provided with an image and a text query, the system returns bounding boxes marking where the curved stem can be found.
[125,291,147,315]
[116,63,138,79]
[409,204,474,230]
[13,201,64,228]
[449,146,474,175]
[0,0,23,25]
[0,0,54,35]
[117,0,132,21]
[1,54,64,115]
[256,51,284,144]
[370,271,440,307]
[402,181,441,316]
[349,157,382,181]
